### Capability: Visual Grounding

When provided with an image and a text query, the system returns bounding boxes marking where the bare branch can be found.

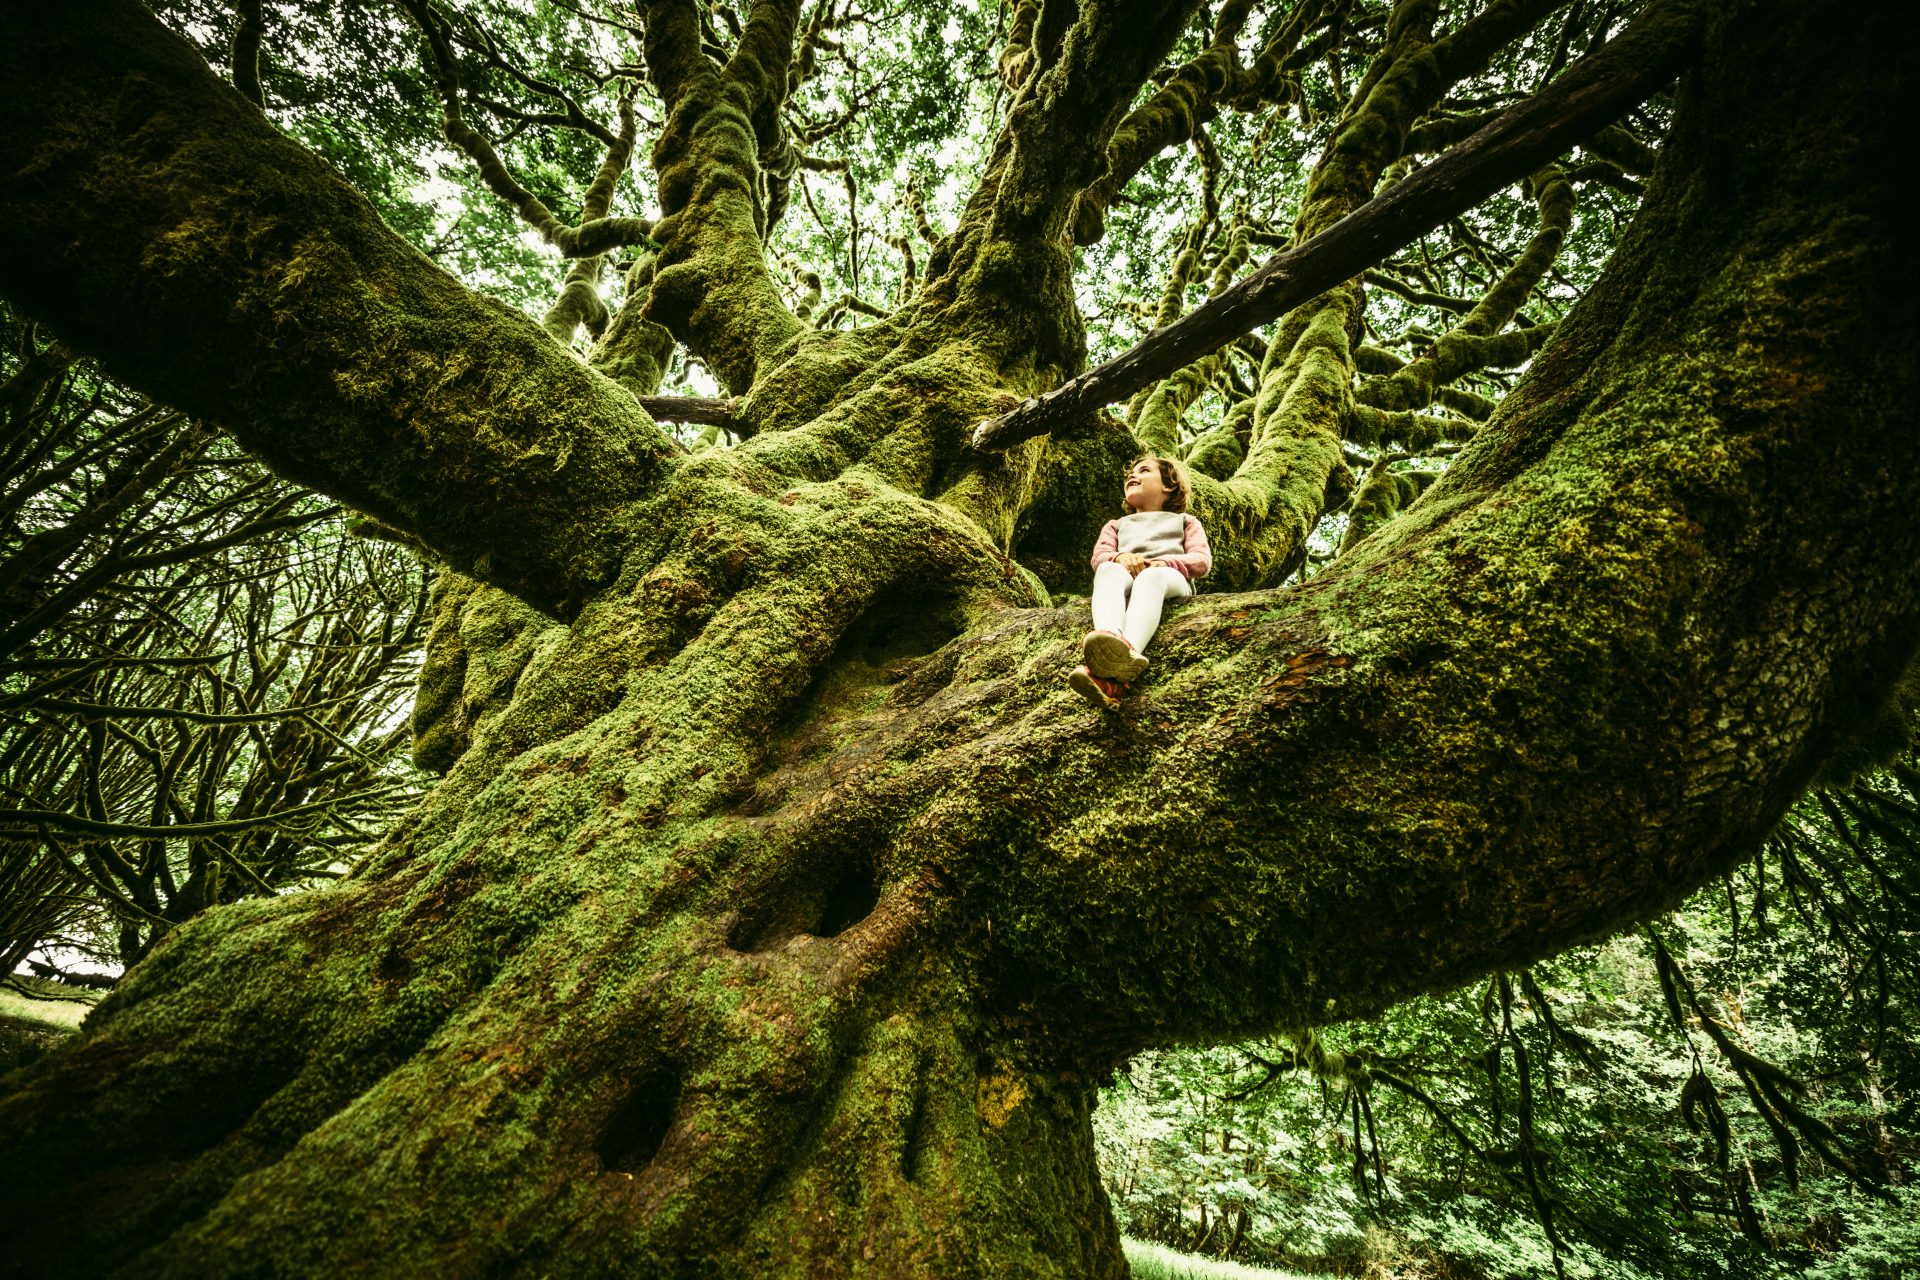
[0,784,410,841]
[399,0,655,257]
[230,0,266,108]
[633,395,735,426]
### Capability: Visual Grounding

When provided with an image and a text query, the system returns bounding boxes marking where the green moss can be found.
[589,255,677,398]
[641,3,805,393]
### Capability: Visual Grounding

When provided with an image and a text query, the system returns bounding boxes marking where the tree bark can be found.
[0,1,1913,1277]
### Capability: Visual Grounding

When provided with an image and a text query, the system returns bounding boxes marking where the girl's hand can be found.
[1117,553,1149,576]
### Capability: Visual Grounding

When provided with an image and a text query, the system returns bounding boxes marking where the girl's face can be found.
[1124,458,1171,512]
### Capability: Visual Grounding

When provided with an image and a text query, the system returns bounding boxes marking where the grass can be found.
[1123,1237,1313,1280]
[0,976,96,1073]
[0,977,97,1030]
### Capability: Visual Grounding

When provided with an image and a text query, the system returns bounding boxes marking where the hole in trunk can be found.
[724,912,764,952]
[597,1069,681,1174]
[901,1079,929,1183]
[725,859,882,952]
[810,864,878,937]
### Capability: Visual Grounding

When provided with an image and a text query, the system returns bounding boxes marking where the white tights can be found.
[1091,561,1192,654]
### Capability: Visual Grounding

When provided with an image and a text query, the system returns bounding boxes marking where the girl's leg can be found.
[1090,561,1133,636]
[1085,561,1148,680]
[1121,566,1192,653]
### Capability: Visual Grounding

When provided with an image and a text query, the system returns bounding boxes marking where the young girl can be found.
[1068,454,1212,709]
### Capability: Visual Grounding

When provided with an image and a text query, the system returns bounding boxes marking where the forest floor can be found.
[1124,1238,1313,1280]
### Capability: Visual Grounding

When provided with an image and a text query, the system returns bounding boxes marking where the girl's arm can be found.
[1090,520,1120,569]
[1151,515,1213,579]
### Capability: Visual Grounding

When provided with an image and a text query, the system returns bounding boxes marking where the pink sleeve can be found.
[1183,516,1212,577]
[1090,520,1119,569]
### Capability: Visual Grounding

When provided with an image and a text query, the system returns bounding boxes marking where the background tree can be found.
[0,303,430,980]
[0,1,1913,1277]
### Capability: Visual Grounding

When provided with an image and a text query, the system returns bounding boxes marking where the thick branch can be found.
[910,0,1202,383]
[0,0,677,618]
[972,0,1704,451]
[640,0,804,392]
[1070,0,1259,247]
[725,0,803,150]
[0,7,1908,1276]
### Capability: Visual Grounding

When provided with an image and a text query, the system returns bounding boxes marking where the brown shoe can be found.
[1067,665,1126,710]
[1082,630,1148,681]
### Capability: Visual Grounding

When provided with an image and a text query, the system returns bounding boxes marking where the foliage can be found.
[133,1,1652,430]
[0,975,95,1074]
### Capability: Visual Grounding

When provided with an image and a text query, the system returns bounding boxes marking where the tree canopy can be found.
[0,0,1912,1276]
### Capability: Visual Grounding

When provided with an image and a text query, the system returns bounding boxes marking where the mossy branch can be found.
[1650,931,1872,1194]
[929,0,1201,378]
[544,97,644,346]
[0,0,678,618]
[998,0,1206,230]
[1346,404,1478,452]
[1182,396,1253,479]
[1404,106,1502,156]
[1070,0,1358,246]
[1337,462,1438,552]
[1362,268,1475,313]
[1583,122,1660,173]
[588,255,677,398]
[1127,219,1250,451]
[1356,167,1572,415]
[1070,0,1255,246]
[1293,0,1572,245]
[724,0,803,152]
[998,0,1043,90]
[1187,286,1357,589]
[640,0,804,392]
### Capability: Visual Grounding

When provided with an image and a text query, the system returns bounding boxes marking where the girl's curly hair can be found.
[1127,454,1192,514]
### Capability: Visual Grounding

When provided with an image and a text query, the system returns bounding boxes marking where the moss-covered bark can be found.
[0,0,1913,1277]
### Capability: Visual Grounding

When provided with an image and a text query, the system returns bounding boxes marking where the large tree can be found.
[0,0,1912,1276]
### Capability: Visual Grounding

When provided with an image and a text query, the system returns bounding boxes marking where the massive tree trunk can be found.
[0,0,1912,1276]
